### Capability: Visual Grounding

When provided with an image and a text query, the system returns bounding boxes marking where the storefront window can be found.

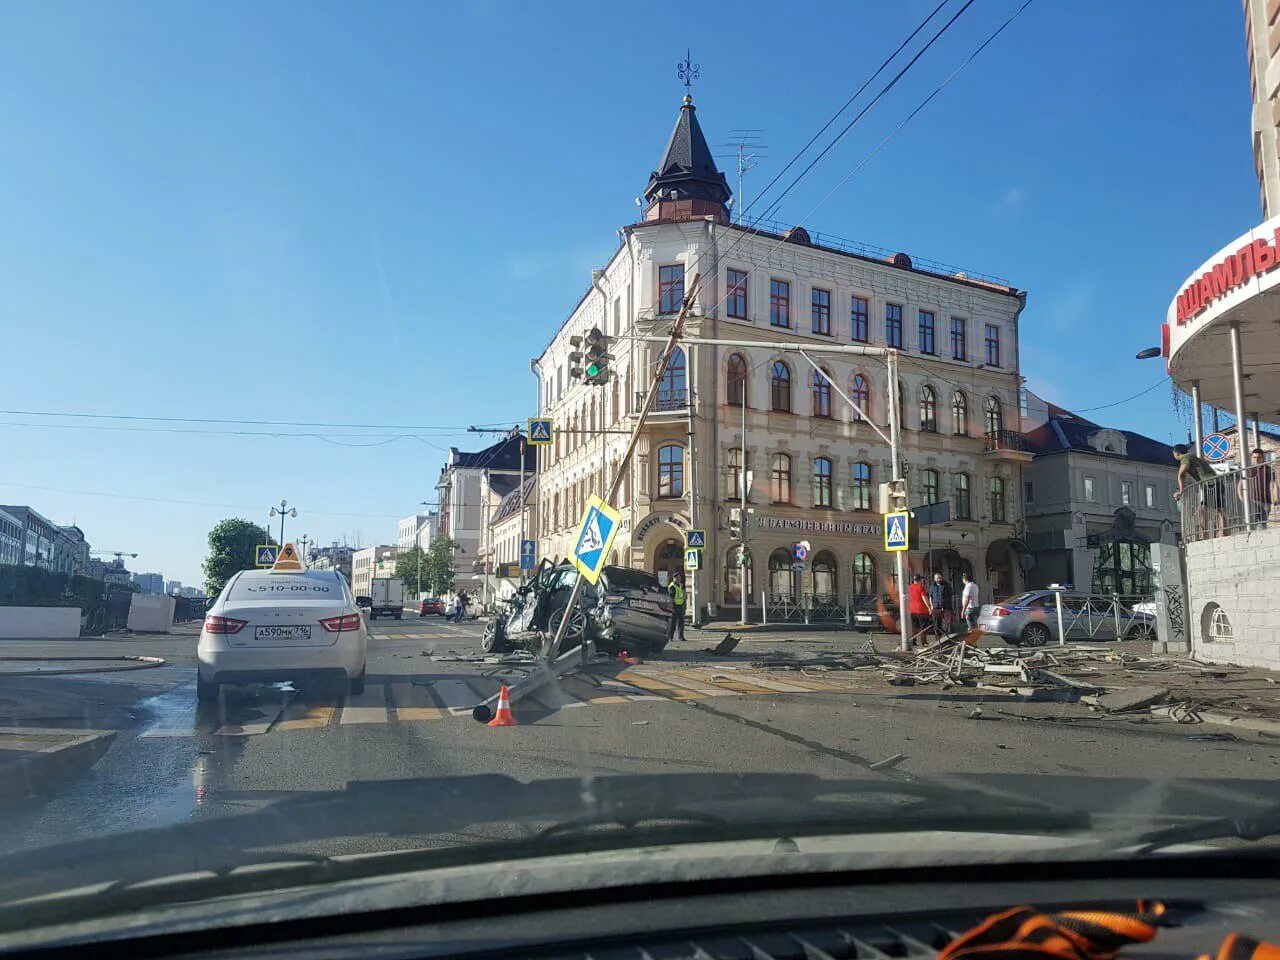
[812,550,837,598]
[768,548,797,599]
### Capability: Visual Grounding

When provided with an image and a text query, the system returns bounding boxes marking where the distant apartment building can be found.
[1244,0,1280,217]
[397,512,438,553]
[0,505,85,574]
[351,545,397,599]
[0,509,21,566]
[165,579,183,595]
[309,544,356,583]
[436,436,535,593]
[132,572,165,595]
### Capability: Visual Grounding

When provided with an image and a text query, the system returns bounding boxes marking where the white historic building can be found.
[532,95,1029,620]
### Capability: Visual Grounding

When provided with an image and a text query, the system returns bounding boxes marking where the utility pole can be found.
[739,382,749,624]
[687,341,700,625]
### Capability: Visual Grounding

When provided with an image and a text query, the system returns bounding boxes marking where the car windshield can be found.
[3,1,1279,947]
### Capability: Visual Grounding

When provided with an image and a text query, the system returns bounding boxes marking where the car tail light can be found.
[991,606,1011,617]
[320,614,362,633]
[204,615,247,635]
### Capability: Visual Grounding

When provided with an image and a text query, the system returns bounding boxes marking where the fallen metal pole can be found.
[471,638,596,722]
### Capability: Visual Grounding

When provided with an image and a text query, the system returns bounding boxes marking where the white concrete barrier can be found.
[127,594,175,633]
[0,607,83,639]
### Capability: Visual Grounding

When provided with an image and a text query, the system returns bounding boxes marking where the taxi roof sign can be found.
[270,542,305,572]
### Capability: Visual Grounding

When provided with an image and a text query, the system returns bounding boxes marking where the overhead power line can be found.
[0,408,488,432]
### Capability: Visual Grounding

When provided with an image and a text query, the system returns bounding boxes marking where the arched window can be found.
[922,468,940,505]
[954,472,972,520]
[768,548,797,599]
[724,545,753,605]
[657,444,684,498]
[851,374,871,422]
[813,457,833,507]
[727,353,748,406]
[813,550,838,598]
[985,396,1003,437]
[920,385,938,432]
[853,553,876,596]
[658,348,687,410]
[771,453,792,503]
[811,370,832,418]
[770,361,792,412]
[655,538,683,585]
[989,476,1007,522]
[952,391,968,436]
[726,447,751,499]
[852,461,872,510]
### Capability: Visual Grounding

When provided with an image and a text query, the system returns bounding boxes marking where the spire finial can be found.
[677,48,700,99]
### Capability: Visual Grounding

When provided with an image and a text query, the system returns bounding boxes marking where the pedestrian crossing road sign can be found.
[686,529,706,549]
[520,538,536,571]
[571,495,621,584]
[884,511,910,552]
[255,544,278,567]
[685,547,701,570]
[527,418,553,446]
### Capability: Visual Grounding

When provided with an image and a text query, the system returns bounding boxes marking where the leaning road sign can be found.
[527,417,554,446]
[271,542,305,572]
[686,529,706,549]
[884,511,910,552]
[1202,432,1230,463]
[255,544,278,567]
[570,495,621,584]
[685,547,701,570]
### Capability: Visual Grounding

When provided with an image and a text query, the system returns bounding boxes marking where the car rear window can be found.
[601,567,663,591]
[225,575,340,600]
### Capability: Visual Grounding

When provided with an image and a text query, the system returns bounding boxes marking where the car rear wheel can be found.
[481,619,509,654]
[1021,622,1051,647]
[1125,623,1156,642]
[196,674,220,703]
[349,665,366,696]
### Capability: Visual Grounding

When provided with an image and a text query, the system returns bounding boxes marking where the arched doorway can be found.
[723,545,753,605]
[986,538,1031,600]
[812,550,838,599]
[654,538,683,586]
[924,548,970,599]
[768,548,797,599]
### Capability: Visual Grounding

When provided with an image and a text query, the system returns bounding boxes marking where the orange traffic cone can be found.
[616,649,642,666]
[487,684,517,727]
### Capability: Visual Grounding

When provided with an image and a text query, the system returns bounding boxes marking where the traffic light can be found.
[568,335,584,381]
[879,478,908,513]
[582,327,610,385]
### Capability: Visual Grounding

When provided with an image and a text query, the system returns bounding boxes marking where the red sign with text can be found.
[1175,228,1280,324]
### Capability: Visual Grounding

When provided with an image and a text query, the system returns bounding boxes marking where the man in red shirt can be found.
[908,574,930,643]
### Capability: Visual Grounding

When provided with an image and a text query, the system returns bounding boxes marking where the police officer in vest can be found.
[667,570,687,643]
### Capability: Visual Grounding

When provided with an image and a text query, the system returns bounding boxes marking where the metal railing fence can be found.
[1180,463,1278,543]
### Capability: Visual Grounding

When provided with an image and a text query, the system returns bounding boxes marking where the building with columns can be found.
[532,95,1029,619]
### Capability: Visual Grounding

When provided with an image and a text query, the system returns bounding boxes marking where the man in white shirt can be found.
[960,572,981,633]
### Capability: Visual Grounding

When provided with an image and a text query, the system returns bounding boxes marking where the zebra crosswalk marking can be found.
[613,670,707,700]
[339,685,388,725]
[277,703,336,730]
[389,682,443,721]
[664,669,784,696]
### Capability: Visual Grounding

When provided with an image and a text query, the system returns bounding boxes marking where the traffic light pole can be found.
[887,350,910,653]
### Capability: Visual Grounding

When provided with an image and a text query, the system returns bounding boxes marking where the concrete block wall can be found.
[1186,525,1280,667]
[0,607,82,639]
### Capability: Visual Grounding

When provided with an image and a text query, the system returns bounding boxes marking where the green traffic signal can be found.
[586,361,601,378]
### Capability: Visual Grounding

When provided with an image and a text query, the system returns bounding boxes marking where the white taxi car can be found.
[197,558,368,702]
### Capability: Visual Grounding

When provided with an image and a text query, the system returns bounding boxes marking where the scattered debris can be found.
[1082,686,1170,714]
[631,720,649,726]
[868,753,906,771]
[708,633,741,656]
[967,706,983,720]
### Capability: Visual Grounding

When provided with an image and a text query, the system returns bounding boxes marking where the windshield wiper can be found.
[1124,801,1280,856]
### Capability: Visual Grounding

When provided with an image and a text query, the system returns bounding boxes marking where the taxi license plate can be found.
[254,625,311,641]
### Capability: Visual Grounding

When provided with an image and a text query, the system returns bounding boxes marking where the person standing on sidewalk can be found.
[908,574,929,643]
[960,572,981,634]
[927,572,953,637]
[666,570,687,643]
[1247,448,1275,529]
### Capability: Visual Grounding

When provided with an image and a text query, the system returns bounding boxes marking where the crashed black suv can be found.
[482,561,673,656]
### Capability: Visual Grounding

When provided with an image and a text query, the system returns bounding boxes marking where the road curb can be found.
[0,729,117,806]
[1197,710,1280,737]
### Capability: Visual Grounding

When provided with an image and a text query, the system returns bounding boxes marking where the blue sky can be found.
[0,0,1259,586]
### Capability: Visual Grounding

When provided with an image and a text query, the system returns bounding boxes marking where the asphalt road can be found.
[1,616,1279,866]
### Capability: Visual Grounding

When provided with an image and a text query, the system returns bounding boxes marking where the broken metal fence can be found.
[1045,592,1156,645]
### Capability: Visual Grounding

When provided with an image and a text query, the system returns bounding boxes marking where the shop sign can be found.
[757,516,882,537]
[1174,224,1280,325]
[634,511,690,542]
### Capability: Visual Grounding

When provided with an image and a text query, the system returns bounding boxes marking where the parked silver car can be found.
[976,590,1157,647]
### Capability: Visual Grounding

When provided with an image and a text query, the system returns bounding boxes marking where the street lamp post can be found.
[268,499,297,545]
[298,534,311,561]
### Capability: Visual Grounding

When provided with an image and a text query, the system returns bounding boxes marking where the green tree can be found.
[423,537,458,595]
[394,546,431,596]
[203,518,272,597]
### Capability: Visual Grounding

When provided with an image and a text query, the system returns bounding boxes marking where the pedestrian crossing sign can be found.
[255,544,278,567]
[686,529,706,549]
[884,511,910,552]
[684,547,701,570]
[571,495,621,584]
[527,417,553,446]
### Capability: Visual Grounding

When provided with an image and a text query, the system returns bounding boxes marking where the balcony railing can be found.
[638,389,689,413]
[984,429,1027,452]
[1181,463,1278,543]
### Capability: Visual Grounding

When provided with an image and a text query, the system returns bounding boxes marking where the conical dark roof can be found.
[643,96,732,206]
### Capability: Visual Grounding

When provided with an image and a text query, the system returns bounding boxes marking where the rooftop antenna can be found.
[718,130,767,224]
